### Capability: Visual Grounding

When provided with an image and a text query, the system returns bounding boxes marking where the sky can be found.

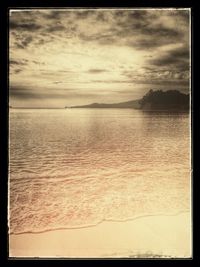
[9,9,190,108]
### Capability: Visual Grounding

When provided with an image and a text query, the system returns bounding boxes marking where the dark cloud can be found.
[172,10,190,22]
[114,11,161,32]
[75,10,94,19]
[92,79,131,84]
[140,79,189,86]
[10,59,28,74]
[170,47,189,59]
[96,12,107,21]
[43,11,62,20]
[9,87,40,99]
[148,46,189,70]
[113,10,149,22]
[76,10,186,50]
[15,43,25,49]
[10,59,20,65]
[17,36,33,49]
[32,60,45,65]
[149,56,181,66]
[132,38,162,50]
[179,12,189,22]
[9,86,59,100]
[14,69,23,74]
[53,81,63,84]
[88,69,107,73]
[59,70,74,73]
[37,39,46,45]
[123,58,189,86]
[113,10,126,17]
[10,59,28,65]
[40,70,74,77]
[123,73,189,86]
[141,25,182,38]
[46,24,66,32]
[98,36,118,45]
[10,21,41,31]
[120,24,183,50]
[115,11,149,30]
[79,30,118,45]
[128,10,150,20]
[9,86,101,101]
[12,32,34,49]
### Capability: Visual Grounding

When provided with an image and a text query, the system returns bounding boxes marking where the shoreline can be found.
[9,211,192,258]
[9,210,190,235]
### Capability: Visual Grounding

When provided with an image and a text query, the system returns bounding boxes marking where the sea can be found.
[9,108,191,234]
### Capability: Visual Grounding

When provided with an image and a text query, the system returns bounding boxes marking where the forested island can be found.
[66,89,189,111]
[139,89,189,111]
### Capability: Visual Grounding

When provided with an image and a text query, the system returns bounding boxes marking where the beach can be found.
[9,211,192,258]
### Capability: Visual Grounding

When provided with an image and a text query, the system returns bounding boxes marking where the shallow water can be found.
[9,108,191,234]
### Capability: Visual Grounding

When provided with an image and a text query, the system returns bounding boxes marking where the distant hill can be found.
[68,99,140,109]
[139,89,189,111]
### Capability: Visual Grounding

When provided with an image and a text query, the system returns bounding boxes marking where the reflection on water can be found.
[9,109,191,234]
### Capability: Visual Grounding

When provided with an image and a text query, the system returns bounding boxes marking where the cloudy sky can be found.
[9,9,190,108]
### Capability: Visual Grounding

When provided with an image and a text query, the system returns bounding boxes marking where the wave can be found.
[9,210,190,235]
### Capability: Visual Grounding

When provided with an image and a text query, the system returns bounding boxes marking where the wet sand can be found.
[9,212,192,258]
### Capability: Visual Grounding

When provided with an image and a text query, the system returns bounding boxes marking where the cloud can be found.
[9,87,40,99]
[42,10,62,20]
[9,86,65,100]
[92,79,131,84]
[139,79,189,86]
[10,9,189,51]
[10,59,28,65]
[78,32,115,44]
[178,11,190,21]
[53,81,63,84]
[140,25,182,38]
[15,36,33,49]
[75,10,94,19]
[88,69,107,73]
[96,12,107,21]
[9,59,29,74]
[148,46,189,71]
[14,69,23,74]
[21,36,33,47]
[74,9,187,51]
[10,21,41,31]
[9,86,102,101]
[116,17,184,50]
[46,24,66,32]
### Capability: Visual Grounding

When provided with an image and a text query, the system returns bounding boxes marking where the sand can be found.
[9,212,192,258]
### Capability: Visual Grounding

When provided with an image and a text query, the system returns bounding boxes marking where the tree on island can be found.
[139,89,189,110]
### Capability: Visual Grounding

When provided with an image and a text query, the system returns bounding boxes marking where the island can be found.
[139,89,189,111]
[66,90,190,111]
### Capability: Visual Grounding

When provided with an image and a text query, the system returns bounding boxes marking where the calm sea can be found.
[9,108,191,234]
